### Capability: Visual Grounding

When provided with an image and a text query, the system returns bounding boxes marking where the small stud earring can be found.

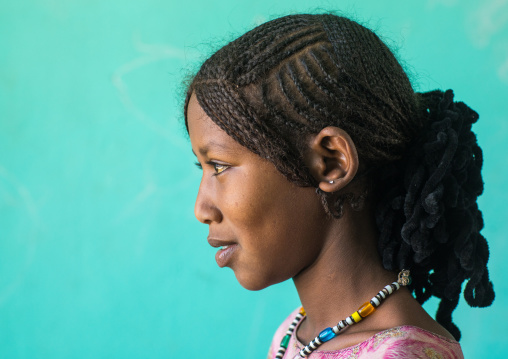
[329,180,334,184]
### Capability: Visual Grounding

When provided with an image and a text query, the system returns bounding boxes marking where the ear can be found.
[306,126,359,192]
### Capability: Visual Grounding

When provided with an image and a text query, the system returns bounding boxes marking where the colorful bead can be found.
[351,311,362,323]
[358,302,376,318]
[280,334,290,348]
[318,327,336,342]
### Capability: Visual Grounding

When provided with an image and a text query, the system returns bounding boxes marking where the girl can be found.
[185,14,494,358]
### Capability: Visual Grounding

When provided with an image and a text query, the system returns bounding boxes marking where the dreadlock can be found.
[184,13,494,340]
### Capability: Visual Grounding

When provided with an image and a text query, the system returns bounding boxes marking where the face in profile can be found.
[187,93,332,290]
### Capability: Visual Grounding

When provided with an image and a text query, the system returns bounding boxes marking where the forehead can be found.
[187,93,241,155]
[187,93,221,136]
[187,93,210,129]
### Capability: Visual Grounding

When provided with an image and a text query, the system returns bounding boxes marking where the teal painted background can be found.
[1,0,507,357]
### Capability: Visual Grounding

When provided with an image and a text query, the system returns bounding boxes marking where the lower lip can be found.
[215,244,238,268]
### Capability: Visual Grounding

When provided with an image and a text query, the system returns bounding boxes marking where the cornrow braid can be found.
[184,13,494,340]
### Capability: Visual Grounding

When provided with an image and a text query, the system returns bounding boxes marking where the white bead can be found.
[385,284,393,294]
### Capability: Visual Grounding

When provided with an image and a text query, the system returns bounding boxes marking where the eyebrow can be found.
[192,141,233,156]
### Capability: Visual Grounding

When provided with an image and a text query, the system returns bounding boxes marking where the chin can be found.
[234,271,283,291]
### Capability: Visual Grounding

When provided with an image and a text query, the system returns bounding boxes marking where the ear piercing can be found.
[329,180,334,184]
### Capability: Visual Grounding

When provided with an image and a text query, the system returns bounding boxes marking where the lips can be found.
[207,237,236,248]
[207,237,238,267]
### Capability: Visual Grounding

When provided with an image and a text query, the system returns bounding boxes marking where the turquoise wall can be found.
[1,0,507,357]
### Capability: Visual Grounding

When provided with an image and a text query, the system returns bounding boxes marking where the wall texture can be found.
[1,0,507,357]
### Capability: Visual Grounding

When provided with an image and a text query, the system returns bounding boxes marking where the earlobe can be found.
[306,126,359,193]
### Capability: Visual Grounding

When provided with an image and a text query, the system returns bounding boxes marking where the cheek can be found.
[223,165,325,251]
[235,170,289,227]
[221,178,277,233]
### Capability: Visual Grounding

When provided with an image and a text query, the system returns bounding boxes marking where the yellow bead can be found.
[351,311,362,323]
[358,302,376,318]
[300,307,306,316]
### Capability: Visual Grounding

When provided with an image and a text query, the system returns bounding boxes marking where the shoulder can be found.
[356,325,464,359]
[267,307,302,359]
[267,313,464,359]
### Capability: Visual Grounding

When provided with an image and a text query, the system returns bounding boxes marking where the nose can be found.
[194,179,223,224]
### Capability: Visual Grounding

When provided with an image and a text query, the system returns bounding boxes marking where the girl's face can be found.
[187,93,331,290]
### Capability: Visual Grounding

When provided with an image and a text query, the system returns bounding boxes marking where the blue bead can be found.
[318,327,336,342]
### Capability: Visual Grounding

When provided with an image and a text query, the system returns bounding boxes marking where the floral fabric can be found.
[268,307,464,359]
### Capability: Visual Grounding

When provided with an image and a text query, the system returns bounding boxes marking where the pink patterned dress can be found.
[268,308,464,359]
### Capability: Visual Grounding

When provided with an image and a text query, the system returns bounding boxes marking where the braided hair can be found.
[184,14,494,340]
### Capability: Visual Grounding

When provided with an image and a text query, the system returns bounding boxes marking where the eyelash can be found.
[194,161,230,175]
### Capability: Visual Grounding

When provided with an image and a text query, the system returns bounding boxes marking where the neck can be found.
[292,205,397,338]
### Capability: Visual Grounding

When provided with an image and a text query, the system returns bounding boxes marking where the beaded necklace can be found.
[274,270,411,359]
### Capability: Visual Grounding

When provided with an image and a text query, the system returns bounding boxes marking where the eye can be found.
[195,160,230,175]
[212,162,229,175]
